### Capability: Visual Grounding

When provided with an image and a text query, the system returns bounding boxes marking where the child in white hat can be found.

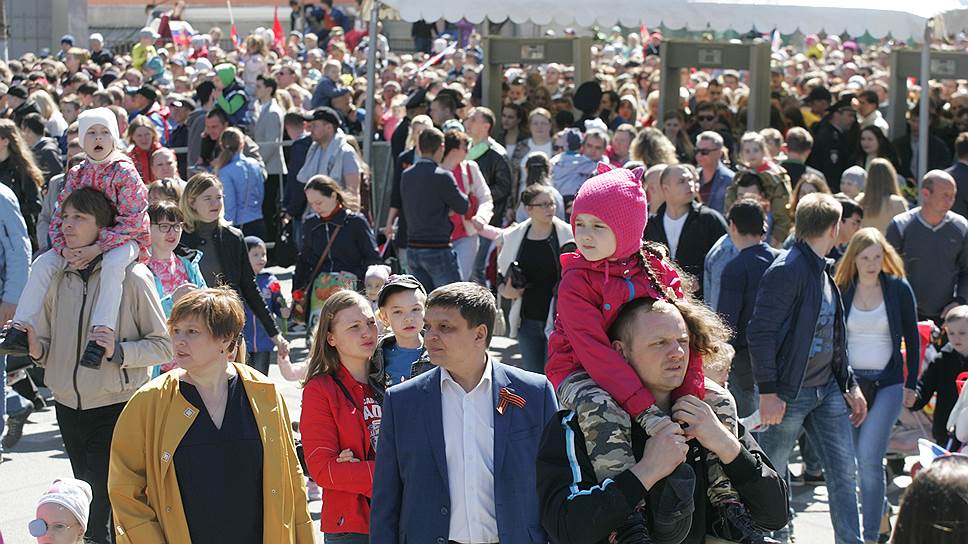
[29,478,93,543]
[0,107,151,370]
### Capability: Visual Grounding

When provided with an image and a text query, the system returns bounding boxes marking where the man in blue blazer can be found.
[371,282,558,544]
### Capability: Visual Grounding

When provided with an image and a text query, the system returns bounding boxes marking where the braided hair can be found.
[634,240,698,301]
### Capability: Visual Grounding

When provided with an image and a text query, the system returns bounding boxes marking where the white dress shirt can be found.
[440,357,499,544]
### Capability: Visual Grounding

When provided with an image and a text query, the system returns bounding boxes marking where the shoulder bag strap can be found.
[332,375,360,411]
[308,224,344,284]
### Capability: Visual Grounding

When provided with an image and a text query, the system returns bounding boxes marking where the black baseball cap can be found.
[169,95,196,110]
[7,85,28,99]
[377,275,427,307]
[137,85,159,103]
[405,88,429,109]
[302,106,341,126]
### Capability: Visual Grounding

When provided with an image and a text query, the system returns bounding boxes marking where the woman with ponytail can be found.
[513,151,565,222]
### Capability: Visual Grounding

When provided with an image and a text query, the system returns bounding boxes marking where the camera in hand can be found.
[508,261,529,289]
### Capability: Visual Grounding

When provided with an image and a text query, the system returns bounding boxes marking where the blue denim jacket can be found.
[220,153,266,227]
[699,162,734,215]
[841,273,920,389]
[0,183,30,304]
[748,241,856,401]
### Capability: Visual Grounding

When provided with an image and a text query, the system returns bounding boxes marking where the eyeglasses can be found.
[152,222,183,233]
[696,147,721,156]
[697,115,716,122]
[29,519,77,537]
[527,202,556,209]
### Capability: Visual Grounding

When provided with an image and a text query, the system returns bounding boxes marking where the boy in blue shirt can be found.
[373,275,427,387]
[243,236,290,375]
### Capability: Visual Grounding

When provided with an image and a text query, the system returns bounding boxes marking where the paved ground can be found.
[0,269,914,542]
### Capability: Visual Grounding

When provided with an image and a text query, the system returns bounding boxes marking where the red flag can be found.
[230,23,240,49]
[273,6,285,50]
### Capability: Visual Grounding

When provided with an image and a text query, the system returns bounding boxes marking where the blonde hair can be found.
[834,227,906,289]
[406,115,433,150]
[180,173,229,232]
[944,305,968,326]
[214,127,245,173]
[302,290,372,385]
[126,115,159,147]
[740,131,770,158]
[795,192,842,241]
[168,287,247,364]
[860,158,902,216]
[30,89,62,119]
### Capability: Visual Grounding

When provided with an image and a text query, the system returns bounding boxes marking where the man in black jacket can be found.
[400,127,468,291]
[536,297,789,544]
[747,193,867,543]
[19,113,63,185]
[893,108,953,186]
[6,86,41,127]
[465,106,513,282]
[166,95,195,179]
[644,164,727,299]
[807,96,857,192]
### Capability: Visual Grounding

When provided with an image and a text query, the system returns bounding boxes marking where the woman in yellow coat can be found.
[108,287,313,543]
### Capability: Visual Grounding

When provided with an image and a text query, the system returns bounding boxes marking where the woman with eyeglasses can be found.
[146,201,206,375]
[509,108,555,212]
[497,184,575,373]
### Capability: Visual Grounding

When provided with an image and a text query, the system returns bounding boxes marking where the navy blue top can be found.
[841,273,921,389]
[718,242,781,350]
[748,241,856,401]
[175,375,264,544]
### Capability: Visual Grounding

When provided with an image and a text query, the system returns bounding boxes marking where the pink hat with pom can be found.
[571,166,648,260]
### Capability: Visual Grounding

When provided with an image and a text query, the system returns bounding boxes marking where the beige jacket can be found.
[33,261,172,410]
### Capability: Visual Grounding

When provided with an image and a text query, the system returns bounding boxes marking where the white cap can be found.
[89,33,104,44]
[37,478,93,530]
[77,107,120,149]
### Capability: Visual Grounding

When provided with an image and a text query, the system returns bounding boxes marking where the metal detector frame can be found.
[659,40,772,130]
[887,49,968,140]
[482,36,594,113]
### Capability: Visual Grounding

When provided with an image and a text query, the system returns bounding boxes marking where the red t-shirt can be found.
[362,384,382,453]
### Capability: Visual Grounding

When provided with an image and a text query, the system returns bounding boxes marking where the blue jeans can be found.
[471,235,493,284]
[408,247,461,292]
[516,318,548,374]
[1,356,32,453]
[757,379,862,544]
[852,370,903,542]
[324,533,368,543]
[453,235,479,282]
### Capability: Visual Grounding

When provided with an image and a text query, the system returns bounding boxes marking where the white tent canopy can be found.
[381,0,968,40]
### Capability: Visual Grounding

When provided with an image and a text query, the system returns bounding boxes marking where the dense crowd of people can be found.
[3,1,968,543]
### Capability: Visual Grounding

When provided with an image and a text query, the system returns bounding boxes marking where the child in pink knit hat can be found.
[546,166,772,543]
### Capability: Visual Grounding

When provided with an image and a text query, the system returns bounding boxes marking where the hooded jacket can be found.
[215,63,251,126]
[551,152,599,198]
[128,141,163,183]
[545,251,705,417]
[31,261,172,410]
[49,155,151,259]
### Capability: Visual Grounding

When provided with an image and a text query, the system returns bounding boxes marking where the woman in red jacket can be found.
[127,115,162,183]
[300,289,384,543]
